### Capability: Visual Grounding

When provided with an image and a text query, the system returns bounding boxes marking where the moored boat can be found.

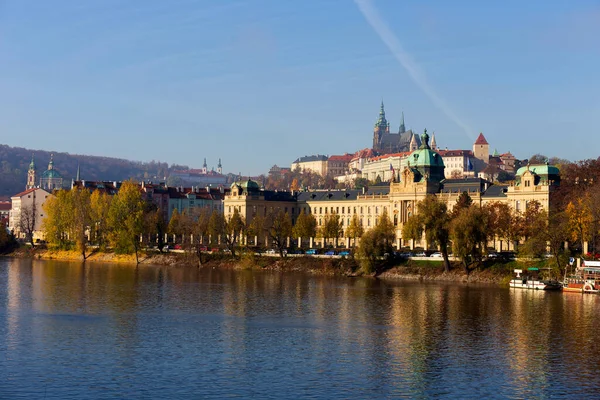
[562,260,600,293]
[509,268,562,290]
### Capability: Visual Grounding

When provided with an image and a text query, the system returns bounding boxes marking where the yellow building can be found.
[225,131,559,249]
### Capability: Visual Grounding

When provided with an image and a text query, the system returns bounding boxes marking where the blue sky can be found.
[0,0,598,175]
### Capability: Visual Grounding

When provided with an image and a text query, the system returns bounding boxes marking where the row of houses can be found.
[7,180,229,242]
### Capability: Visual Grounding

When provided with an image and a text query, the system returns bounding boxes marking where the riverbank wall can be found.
[5,247,557,286]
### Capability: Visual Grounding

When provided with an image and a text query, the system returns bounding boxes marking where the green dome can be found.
[231,179,260,192]
[41,169,62,179]
[516,164,560,177]
[410,148,445,168]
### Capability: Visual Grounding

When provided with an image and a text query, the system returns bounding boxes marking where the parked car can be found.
[305,249,317,255]
[430,252,442,258]
[415,252,427,257]
[339,251,350,256]
[174,244,182,250]
[325,250,336,256]
[210,248,220,253]
[199,246,208,252]
[266,249,277,254]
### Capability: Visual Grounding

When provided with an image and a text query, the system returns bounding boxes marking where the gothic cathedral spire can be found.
[399,111,405,133]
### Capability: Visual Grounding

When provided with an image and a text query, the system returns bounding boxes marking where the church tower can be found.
[202,158,207,174]
[27,154,36,189]
[217,158,222,174]
[430,132,437,151]
[372,101,390,151]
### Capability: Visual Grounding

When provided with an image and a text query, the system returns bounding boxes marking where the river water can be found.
[1,258,600,399]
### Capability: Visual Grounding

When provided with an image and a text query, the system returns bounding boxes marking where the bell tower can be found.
[27,154,36,189]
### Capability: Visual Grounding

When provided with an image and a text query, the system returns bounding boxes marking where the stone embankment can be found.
[7,247,556,286]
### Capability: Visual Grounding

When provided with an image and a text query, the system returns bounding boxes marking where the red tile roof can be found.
[368,151,411,162]
[474,133,488,145]
[0,202,11,211]
[328,154,354,162]
[11,188,37,198]
[437,150,473,157]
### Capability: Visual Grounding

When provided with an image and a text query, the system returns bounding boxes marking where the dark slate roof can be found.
[293,155,328,163]
[440,178,489,194]
[366,185,390,196]
[263,191,297,202]
[482,185,508,198]
[297,190,360,202]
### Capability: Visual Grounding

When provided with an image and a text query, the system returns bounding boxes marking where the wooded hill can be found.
[0,144,174,199]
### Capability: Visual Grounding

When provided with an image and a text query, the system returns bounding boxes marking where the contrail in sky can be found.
[354,0,474,139]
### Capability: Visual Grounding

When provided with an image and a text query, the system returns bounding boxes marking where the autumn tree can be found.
[191,207,211,265]
[70,188,92,260]
[107,180,145,264]
[356,211,395,274]
[565,194,593,251]
[292,212,317,248]
[406,195,452,272]
[450,206,488,274]
[345,214,364,248]
[168,208,182,242]
[90,190,111,250]
[265,210,292,257]
[483,202,511,251]
[42,190,71,249]
[208,209,225,245]
[247,215,266,247]
[318,213,343,247]
[222,209,245,257]
[144,207,167,252]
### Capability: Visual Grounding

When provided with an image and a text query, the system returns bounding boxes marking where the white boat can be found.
[509,269,562,290]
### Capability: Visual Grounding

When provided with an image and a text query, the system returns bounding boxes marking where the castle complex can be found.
[226,130,559,250]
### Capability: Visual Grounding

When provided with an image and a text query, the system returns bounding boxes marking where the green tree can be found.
[292,212,317,247]
[107,180,145,263]
[452,191,473,217]
[450,206,488,274]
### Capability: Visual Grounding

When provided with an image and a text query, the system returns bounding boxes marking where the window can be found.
[336,207,339,214]
[342,207,345,214]
[516,201,521,211]
[368,207,371,214]
[319,207,322,214]
[367,219,371,226]
[375,207,379,214]
[360,207,363,214]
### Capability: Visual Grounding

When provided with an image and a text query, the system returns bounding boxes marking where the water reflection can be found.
[2,258,600,399]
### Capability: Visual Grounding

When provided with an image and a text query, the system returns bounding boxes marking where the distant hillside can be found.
[0,144,174,199]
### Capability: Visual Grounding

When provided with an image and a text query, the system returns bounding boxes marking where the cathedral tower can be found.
[202,158,207,174]
[217,158,222,174]
[372,101,390,151]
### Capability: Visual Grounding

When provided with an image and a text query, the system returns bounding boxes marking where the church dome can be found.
[516,164,560,177]
[231,179,260,192]
[407,129,445,182]
[41,168,62,179]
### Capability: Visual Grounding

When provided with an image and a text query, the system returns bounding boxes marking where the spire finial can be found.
[399,111,406,133]
[76,163,80,181]
[48,153,54,170]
